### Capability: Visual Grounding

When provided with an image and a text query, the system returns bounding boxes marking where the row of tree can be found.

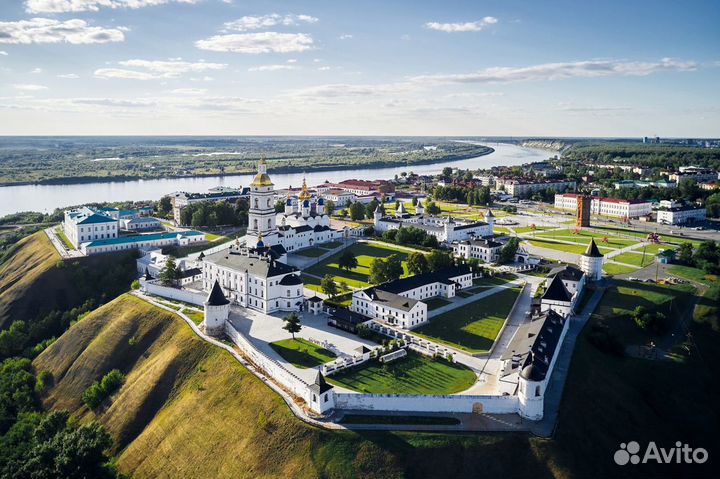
[676,240,720,274]
[178,199,249,227]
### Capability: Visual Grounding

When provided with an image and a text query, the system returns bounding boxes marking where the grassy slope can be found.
[0,231,136,330]
[0,232,59,327]
[32,294,559,479]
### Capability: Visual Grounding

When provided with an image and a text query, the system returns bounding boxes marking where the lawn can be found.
[612,252,654,268]
[325,351,476,394]
[318,241,344,249]
[413,287,521,353]
[595,280,695,318]
[269,338,337,369]
[293,247,327,258]
[185,309,204,325]
[203,233,227,242]
[424,297,451,311]
[602,263,639,275]
[304,242,414,288]
[641,243,676,255]
[668,265,718,286]
[534,229,639,249]
[513,225,552,234]
[528,239,594,255]
[54,227,75,250]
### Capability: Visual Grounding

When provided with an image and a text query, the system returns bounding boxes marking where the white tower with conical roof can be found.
[580,239,604,281]
[203,280,230,337]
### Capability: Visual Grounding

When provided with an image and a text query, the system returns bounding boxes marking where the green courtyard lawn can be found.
[528,239,594,255]
[612,251,655,268]
[668,265,718,286]
[602,263,639,276]
[325,351,476,394]
[304,241,415,288]
[294,247,327,258]
[493,226,510,235]
[639,243,676,255]
[533,229,639,249]
[595,280,695,318]
[424,297,451,311]
[269,338,337,369]
[414,286,521,353]
[513,225,552,234]
[318,241,344,249]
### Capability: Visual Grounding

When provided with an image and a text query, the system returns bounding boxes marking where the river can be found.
[0,143,550,217]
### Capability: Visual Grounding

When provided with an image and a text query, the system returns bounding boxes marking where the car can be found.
[694,226,704,231]
[628,277,639,281]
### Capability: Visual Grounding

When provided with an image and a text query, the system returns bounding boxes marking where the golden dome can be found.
[299,177,310,201]
[251,173,274,187]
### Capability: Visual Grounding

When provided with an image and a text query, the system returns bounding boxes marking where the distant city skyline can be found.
[0,0,718,136]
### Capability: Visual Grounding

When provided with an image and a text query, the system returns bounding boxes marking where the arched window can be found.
[253,219,258,229]
[535,385,541,397]
[267,218,272,228]
[266,198,271,207]
[254,198,259,208]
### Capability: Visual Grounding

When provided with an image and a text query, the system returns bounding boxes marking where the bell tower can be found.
[248,158,279,247]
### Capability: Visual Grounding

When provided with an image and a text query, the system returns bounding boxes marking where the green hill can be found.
[0,231,136,339]
[34,294,557,479]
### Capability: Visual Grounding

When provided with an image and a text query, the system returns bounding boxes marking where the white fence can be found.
[143,280,205,306]
[368,322,454,360]
[334,393,519,414]
[224,322,311,402]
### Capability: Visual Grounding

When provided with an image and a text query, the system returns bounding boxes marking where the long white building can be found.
[63,207,119,248]
[554,193,652,218]
[351,265,474,329]
[656,205,706,225]
[374,204,495,244]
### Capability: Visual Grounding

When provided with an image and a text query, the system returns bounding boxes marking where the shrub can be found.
[130,279,140,290]
[83,369,125,409]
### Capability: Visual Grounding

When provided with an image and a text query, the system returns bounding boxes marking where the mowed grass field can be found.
[612,251,655,267]
[533,229,639,249]
[304,242,415,288]
[414,286,521,353]
[270,338,337,369]
[325,351,476,394]
[602,263,639,275]
[528,238,613,255]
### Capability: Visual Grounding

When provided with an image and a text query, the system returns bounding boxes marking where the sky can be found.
[0,0,718,137]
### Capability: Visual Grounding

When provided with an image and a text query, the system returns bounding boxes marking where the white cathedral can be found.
[245,159,343,253]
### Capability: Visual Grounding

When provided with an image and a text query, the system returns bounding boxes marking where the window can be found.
[254,198,259,208]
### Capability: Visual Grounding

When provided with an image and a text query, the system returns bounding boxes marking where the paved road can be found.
[44,227,83,259]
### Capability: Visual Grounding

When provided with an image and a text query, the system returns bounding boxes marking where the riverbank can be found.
[0,147,493,188]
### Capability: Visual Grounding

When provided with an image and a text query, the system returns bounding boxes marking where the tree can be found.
[427,250,453,271]
[498,237,520,264]
[442,167,453,180]
[320,274,339,298]
[677,242,694,265]
[369,258,389,284]
[349,202,365,221]
[406,252,429,275]
[338,250,358,271]
[365,198,379,219]
[275,200,286,213]
[382,229,398,242]
[159,256,180,286]
[158,195,172,214]
[282,312,302,339]
[324,200,335,216]
[411,197,418,206]
[385,255,403,282]
[425,201,441,215]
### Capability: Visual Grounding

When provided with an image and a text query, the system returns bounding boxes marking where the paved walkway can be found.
[529,284,606,437]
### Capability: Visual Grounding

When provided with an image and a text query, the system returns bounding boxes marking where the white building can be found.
[668,169,718,184]
[63,207,119,248]
[656,205,707,225]
[201,244,304,314]
[374,206,494,244]
[495,178,576,198]
[120,216,162,231]
[351,265,474,329]
[245,161,343,252]
[540,266,586,317]
[579,239,604,281]
[554,194,652,218]
[452,237,504,263]
[81,231,205,256]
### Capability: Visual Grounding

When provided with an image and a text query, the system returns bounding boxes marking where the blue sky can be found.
[0,0,718,136]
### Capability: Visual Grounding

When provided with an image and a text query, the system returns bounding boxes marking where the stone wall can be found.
[142,280,205,306]
[334,393,519,414]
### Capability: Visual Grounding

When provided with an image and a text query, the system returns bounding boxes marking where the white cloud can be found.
[170,88,207,95]
[25,0,199,13]
[95,59,226,80]
[249,64,297,72]
[339,34,352,40]
[317,66,331,71]
[0,51,7,56]
[30,67,43,74]
[223,14,318,31]
[425,17,498,32]
[13,83,48,91]
[410,58,698,84]
[0,18,125,44]
[196,32,313,54]
[57,73,80,78]
[287,58,297,63]
[286,82,417,99]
